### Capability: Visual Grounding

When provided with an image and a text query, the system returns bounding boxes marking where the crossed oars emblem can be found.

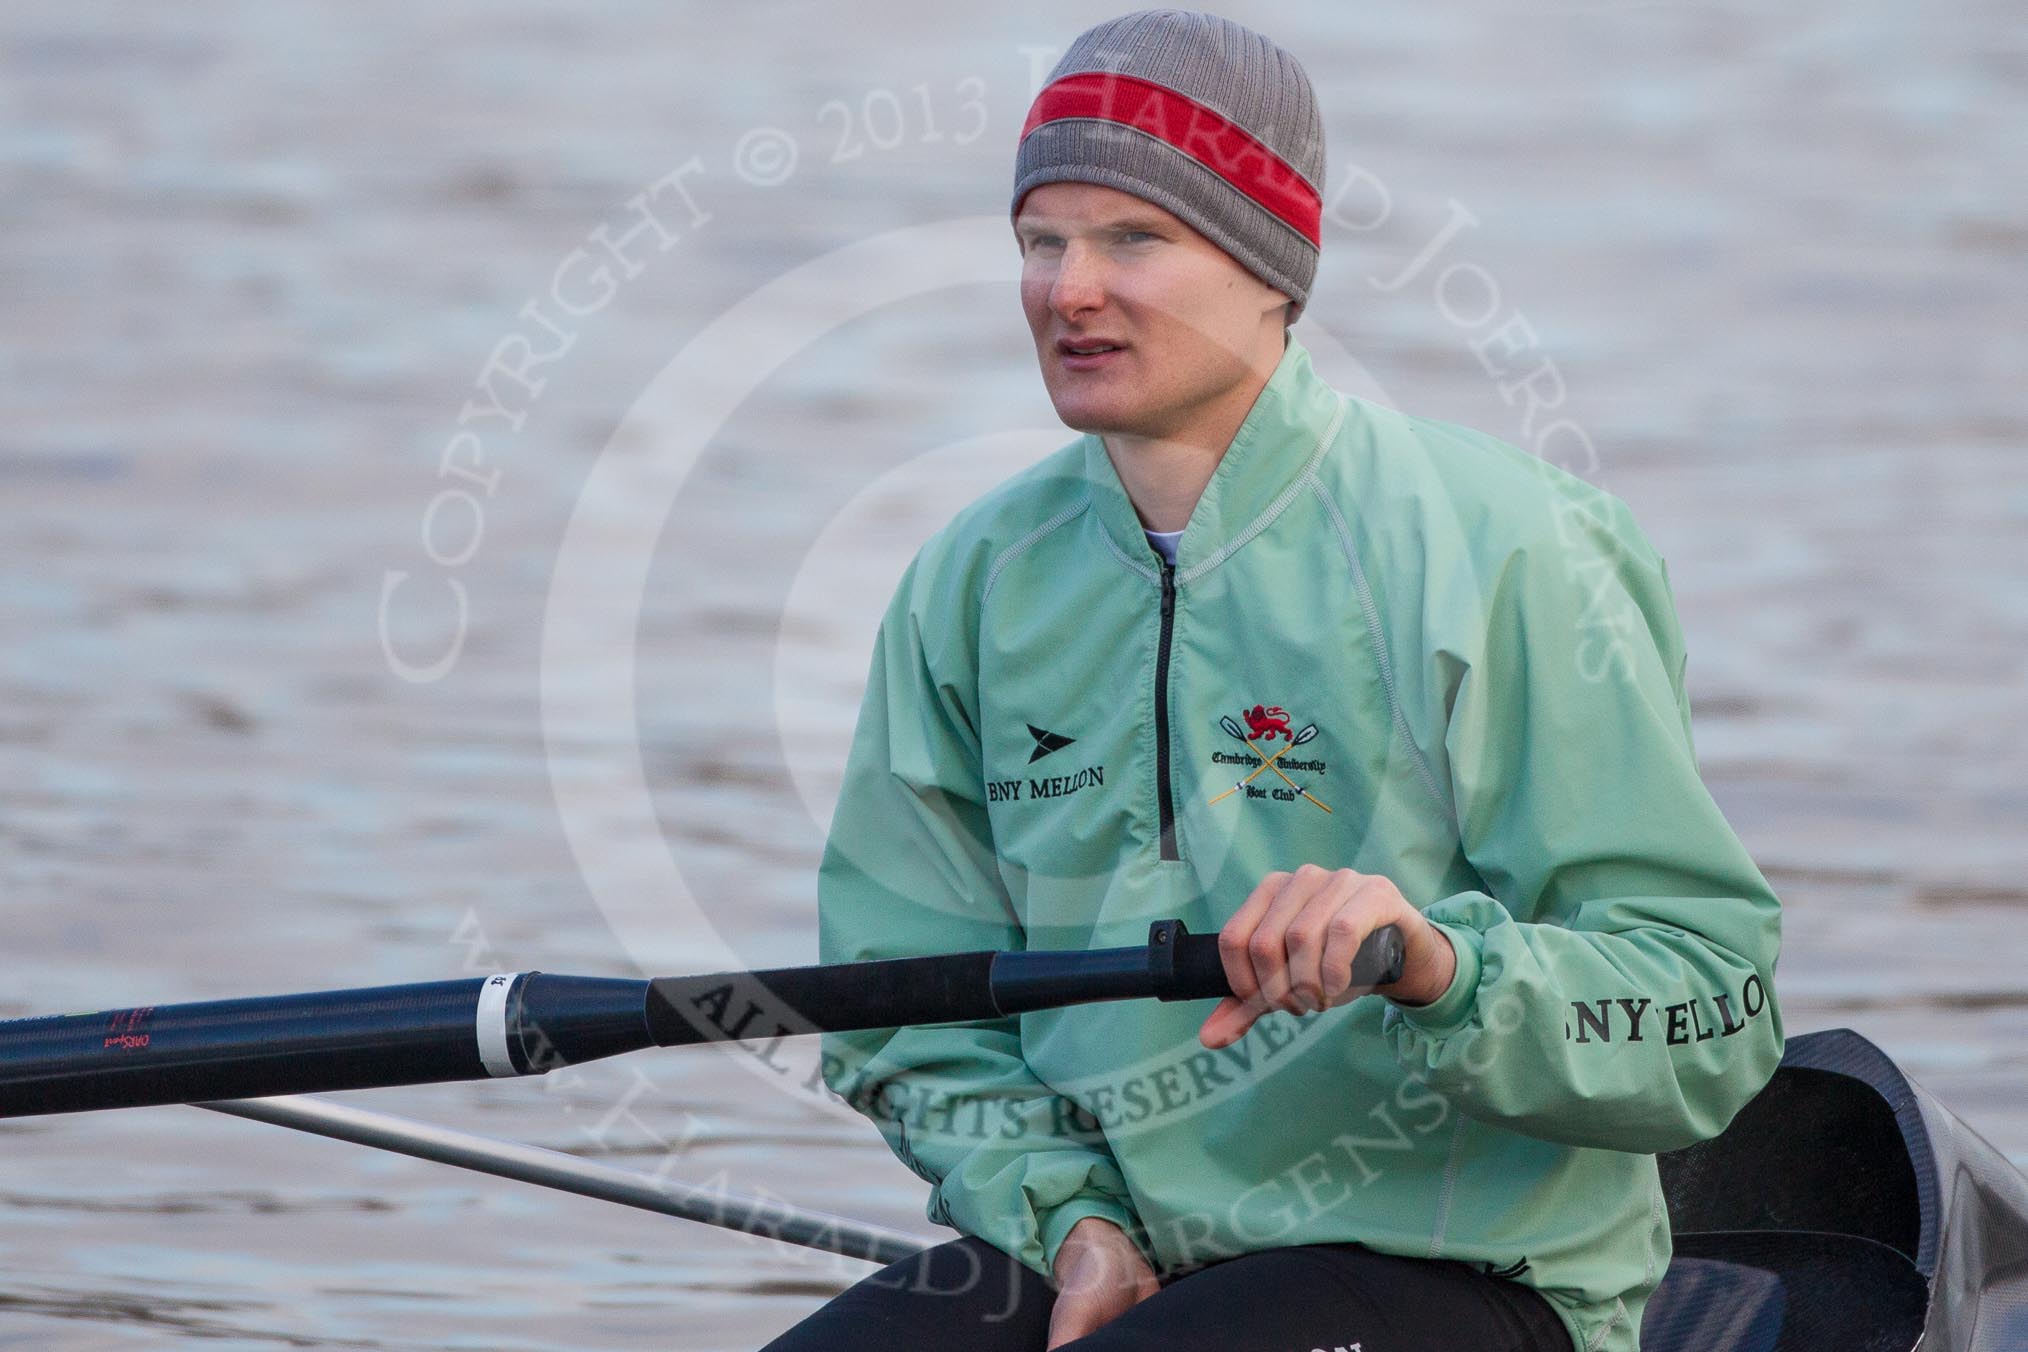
[1208,716,1333,814]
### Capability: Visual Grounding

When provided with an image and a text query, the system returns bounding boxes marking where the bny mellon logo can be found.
[989,727,1103,804]
[1027,724,1075,763]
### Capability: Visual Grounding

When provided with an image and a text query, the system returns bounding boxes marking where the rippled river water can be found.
[4,4,2024,1348]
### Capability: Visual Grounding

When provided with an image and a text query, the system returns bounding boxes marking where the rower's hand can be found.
[1199,865,1457,1050]
[1046,1217,1159,1349]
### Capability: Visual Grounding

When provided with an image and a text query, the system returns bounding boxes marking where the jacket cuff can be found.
[1039,1195,1143,1275]
[1389,919,1483,1038]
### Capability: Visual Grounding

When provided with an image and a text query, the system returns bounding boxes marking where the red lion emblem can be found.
[1243,704,1292,740]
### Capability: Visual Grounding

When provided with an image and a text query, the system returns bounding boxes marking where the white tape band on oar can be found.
[475,973,521,1078]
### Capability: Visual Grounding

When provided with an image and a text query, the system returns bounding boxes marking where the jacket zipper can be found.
[1155,561,1179,861]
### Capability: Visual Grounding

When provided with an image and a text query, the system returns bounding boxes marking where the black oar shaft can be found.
[0,980,500,1118]
[0,922,1404,1119]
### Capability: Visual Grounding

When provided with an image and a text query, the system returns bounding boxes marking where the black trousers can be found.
[760,1235,1573,1351]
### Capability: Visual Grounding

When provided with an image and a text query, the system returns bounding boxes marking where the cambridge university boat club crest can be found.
[1209,703,1332,814]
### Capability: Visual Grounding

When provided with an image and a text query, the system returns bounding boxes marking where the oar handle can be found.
[645,921,1408,1042]
[976,920,1404,1019]
[1150,919,1405,1001]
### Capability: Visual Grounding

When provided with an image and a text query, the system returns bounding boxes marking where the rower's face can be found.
[1015,182,1290,440]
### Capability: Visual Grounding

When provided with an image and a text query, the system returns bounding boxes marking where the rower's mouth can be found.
[1054,334,1135,362]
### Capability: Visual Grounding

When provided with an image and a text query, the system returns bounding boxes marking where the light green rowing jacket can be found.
[817,334,1783,1352]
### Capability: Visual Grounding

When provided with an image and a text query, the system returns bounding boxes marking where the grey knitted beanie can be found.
[1012,9,1325,322]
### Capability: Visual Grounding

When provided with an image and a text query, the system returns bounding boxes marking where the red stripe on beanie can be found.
[1020,72,1321,247]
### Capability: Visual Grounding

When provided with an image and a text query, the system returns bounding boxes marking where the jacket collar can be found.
[1080,333,1346,581]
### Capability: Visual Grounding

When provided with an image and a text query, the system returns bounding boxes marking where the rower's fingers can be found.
[1283,879,1361,1011]
[1247,865,1331,1015]
[1197,994,1268,1050]
[1318,880,1388,1002]
[1217,871,1290,1003]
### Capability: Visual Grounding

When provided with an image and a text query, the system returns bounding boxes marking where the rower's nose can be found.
[1047,241,1109,323]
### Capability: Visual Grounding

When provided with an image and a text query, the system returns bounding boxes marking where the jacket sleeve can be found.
[1382,496,1784,1153]
[817,550,1148,1275]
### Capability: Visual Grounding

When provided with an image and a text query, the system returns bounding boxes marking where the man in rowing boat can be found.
[766,10,1783,1351]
